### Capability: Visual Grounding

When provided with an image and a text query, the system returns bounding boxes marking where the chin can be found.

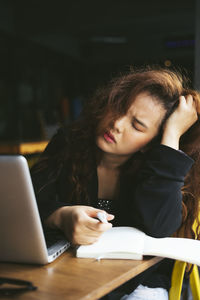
[96,138,114,153]
[96,138,105,151]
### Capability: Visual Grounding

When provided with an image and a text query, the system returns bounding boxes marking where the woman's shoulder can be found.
[44,126,69,155]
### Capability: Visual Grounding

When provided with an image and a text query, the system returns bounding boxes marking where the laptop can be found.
[0,155,70,264]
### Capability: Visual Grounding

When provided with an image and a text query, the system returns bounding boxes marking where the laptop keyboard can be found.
[44,228,69,248]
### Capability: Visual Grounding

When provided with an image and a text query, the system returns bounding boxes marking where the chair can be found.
[169,216,200,300]
[169,261,200,299]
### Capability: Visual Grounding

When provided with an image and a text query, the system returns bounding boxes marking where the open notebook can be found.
[76,226,200,265]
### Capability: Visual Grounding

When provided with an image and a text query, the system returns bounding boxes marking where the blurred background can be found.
[0,0,198,150]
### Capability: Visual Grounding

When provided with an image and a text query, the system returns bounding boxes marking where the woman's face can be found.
[96,92,166,159]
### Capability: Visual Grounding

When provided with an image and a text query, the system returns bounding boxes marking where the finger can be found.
[180,95,196,112]
[96,222,113,231]
[85,207,104,218]
[82,212,107,229]
[179,95,186,103]
[185,95,198,115]
[95,210,115,221]
[86,217,113,232]
[106,213,115,221]
[185,94,193,105]
[178,96,187,109]
[86,207,115,222]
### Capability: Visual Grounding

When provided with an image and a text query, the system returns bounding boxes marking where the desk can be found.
[0,141,48,155]
[0,251,163,300]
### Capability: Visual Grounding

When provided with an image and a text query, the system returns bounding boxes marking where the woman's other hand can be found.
[45,205,114,245]
[161,95,198,150]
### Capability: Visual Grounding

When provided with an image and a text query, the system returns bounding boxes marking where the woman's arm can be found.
[161,95,198,149]
[126,145,194,237]
[121,95,197,237]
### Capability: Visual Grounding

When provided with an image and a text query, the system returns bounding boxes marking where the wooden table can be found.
[0,251,163,300]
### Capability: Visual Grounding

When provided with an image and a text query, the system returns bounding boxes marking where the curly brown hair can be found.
[32,65,200,242]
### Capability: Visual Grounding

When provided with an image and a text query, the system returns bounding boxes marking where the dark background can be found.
[0,0,196,141]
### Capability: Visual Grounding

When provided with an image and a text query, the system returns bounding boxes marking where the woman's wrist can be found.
[161,130,180,150]
[45,206,70,230]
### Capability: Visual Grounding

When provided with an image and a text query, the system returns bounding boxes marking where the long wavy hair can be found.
[32,66,200,241]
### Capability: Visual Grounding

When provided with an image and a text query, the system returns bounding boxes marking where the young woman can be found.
[31,66,200,300]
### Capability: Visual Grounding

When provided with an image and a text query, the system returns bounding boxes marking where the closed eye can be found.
[131,122,143,131]
[131,117,147,132]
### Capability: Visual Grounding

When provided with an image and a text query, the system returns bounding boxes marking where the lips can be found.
[103,131,116,143]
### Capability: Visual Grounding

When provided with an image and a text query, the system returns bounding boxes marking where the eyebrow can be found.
[133,117,148,129]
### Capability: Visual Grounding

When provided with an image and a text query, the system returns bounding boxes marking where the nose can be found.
[113,117,126,133]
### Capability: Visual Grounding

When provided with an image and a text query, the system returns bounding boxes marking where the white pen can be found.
[97,212,108,223]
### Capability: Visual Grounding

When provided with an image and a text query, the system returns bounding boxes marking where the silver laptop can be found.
[0,155,70,264]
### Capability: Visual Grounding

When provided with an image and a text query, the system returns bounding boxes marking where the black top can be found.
[31,129,194,292]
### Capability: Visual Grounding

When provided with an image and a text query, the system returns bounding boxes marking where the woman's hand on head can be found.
[45,205,114,245]
[161,95,198,150]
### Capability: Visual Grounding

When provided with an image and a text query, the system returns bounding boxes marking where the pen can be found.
[97,212,108,223]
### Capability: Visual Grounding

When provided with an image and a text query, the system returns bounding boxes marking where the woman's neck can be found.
[99,152,131,170]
